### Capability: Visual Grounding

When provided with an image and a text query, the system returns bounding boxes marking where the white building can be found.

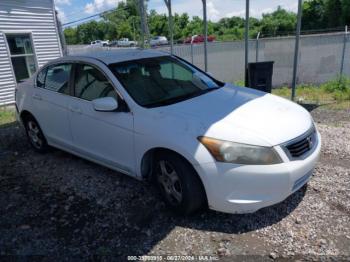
[0,0,63,106]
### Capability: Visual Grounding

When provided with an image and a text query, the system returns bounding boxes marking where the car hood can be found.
[155,85,313,146]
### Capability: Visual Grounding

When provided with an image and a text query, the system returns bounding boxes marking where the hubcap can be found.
[27,121,43,149]
[157,160,183,205]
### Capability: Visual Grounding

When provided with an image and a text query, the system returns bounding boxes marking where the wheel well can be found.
[141,147,208,206]
[20,110,35,124]
[142,147,206,185]
[141,148,174,179]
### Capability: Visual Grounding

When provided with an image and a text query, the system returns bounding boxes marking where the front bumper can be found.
[195,131,321,214]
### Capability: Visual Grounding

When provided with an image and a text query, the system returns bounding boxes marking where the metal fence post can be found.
[244,0,249,86]
[202,0,208,72]
[138,0,145,48]
[256,31,260,62]
[291,0,303,101]
[340,25,348,78]
[164,0,174,55]
[191,42,194,64]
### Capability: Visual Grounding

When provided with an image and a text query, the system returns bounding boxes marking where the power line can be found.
[63,13,104,26]
[62,5,131,27]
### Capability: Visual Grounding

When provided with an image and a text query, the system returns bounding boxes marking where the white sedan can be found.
[150,36,168,47]
[15,49,321,214]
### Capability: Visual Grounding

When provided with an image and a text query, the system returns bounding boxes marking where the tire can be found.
[24,116,48,153]
[153,152,207,215]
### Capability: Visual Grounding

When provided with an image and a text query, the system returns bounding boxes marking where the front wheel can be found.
[24,117,48,153]
[154,152,207,215]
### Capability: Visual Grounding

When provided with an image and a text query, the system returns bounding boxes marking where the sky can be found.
[55,0,299,26]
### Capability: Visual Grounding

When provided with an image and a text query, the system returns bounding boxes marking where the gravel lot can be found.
[1,107,350,260]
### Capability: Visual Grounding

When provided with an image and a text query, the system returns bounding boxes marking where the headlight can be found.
[198,136,282,165]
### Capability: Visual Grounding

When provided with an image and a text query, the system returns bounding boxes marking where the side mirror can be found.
[92,97,119,112]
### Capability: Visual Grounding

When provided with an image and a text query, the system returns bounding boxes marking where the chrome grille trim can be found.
[282,125,318,161]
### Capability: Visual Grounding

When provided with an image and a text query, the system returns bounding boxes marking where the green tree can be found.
[76,21,103,43]
[260,6,296,36]
[182,16,203,37]
[302,0,326,30]
[64,27,77,44]
[324,0,343,28]
[341,0,350,25]
[148,10,169,37]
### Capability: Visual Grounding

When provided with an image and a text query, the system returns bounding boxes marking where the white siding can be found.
[0,33,16,105]
[0,0,62,106]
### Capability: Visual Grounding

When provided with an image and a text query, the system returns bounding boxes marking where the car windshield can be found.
[108,56,224,108]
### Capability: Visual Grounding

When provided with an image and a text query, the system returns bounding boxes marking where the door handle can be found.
[32,94,42,101]
[69,106,82,114]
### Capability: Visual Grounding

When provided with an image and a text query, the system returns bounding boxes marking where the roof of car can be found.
[62,49,169,65]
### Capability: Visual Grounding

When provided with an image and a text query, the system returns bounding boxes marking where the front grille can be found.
[285,127,317,159]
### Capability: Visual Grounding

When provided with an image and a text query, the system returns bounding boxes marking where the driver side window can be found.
[74,64,118,101]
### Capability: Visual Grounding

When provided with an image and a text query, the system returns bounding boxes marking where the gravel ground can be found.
[0,107,349,260]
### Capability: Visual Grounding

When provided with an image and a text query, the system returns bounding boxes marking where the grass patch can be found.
[234,76,350,110]
[272,77,350,110]
[272,85,334,103]
[233,79,245,86]
[320,101,350,110]
[0,108,16,126]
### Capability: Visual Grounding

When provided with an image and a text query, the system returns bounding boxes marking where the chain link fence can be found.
[68,32,349,86]
[158,32,350,86]
[68,31,350,107]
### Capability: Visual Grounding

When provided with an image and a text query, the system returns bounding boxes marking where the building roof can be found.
[66,48,169,64]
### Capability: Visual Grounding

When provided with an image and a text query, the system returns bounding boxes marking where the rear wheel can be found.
[24,117,48,153]
[154,152,206,215]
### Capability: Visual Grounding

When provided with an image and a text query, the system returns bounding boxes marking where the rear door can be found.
[31,63,74,148]
[67,62,135,174]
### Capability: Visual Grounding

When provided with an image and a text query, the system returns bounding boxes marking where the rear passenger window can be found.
[45,64,72,95]
[74,64,117,101]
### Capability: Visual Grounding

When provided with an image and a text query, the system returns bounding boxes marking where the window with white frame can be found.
[6,34,37,83]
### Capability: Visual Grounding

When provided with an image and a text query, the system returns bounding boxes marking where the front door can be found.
[68,63,135,174]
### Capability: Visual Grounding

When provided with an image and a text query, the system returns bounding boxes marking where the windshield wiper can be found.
[144,87,221,108]
[144,92,198,108]
[199,86,221,94]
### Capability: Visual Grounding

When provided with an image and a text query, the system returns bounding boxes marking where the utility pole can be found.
[291,0,303,101]
[138,0,150,48]
[164,0,174,55]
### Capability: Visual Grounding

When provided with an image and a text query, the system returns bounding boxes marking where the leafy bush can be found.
[321,76,350,93]
[321,76,350,101]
